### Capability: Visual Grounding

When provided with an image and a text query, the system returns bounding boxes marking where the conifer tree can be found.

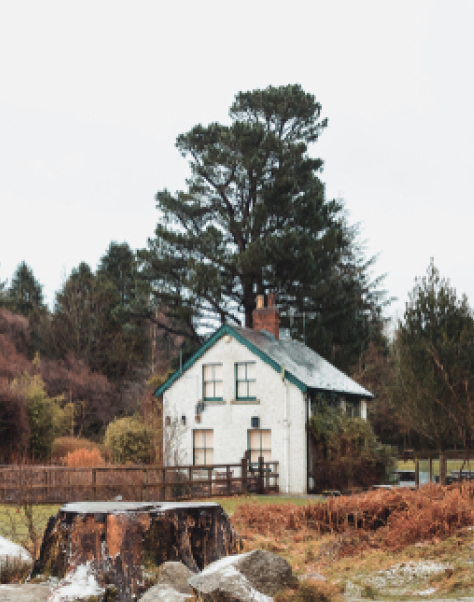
[139,84,388,369]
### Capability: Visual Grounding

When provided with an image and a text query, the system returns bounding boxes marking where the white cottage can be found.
[155,294,373,494]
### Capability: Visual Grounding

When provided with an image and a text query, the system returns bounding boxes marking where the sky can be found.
[1,1,473,328]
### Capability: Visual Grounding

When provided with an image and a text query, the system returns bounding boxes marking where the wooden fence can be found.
[0,456,279,504]
[397,449,474,487]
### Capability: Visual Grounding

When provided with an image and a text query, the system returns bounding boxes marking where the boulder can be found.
[155,562,194,594]
[0,535,32,570]
[188,550,294,602]
[234,549,293,596]
[140,584,191,602]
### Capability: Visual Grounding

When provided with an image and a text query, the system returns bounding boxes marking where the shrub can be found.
[0,555,32,584]
[66,448,105,467]
[309,405,396,491]
[104,416,154,464]
[10,373,65,461]
[52,436,107,463]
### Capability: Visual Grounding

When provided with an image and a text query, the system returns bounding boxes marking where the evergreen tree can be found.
[7,262,44,317]
[391,260,474,452]
[139,84,388,368]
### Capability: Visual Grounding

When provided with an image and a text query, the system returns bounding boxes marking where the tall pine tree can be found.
[139,84,388,370]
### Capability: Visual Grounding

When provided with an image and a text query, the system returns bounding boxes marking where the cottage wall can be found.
[162,334,308,494]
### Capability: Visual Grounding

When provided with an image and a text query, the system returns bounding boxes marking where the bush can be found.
[66,448,104,467]
[10,373,65,461]
[52,436,107,462]
[104,416,154,464]
[309,405,396,491]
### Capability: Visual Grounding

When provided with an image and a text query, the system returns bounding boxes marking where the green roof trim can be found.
[154,324,307,398]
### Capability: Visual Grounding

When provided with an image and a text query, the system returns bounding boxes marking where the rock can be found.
[31,502,241,602]
[188,550,294,602]
[0,584,50,602]
[139,584,191,602]
[155,562,194,594]
[234,549,293,596]
[0,535,32,570]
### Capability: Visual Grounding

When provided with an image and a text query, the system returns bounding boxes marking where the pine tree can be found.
[7,262,44,317]
[139,84,388,368]
[391,260,474,453]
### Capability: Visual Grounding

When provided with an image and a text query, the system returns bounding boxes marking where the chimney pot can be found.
[268,293,275,307]
[256,295,264,309]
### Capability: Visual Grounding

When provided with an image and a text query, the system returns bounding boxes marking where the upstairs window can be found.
[203,364,223,400]
[236,362,256,400]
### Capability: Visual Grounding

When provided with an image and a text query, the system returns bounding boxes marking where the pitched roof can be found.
[155,323,373,399]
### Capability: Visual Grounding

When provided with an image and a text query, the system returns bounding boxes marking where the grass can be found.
[0,495,313,550]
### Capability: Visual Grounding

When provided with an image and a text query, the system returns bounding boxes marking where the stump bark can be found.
[30,501,241,602]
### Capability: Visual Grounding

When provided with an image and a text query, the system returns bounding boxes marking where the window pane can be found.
[248,381,256,397]
[203,365,212,381]
[237,364,246,380]
[249,430,260,449]
[204,382,214,398]
[205,449,214,465]
[214,381,223,398]
[194,431,204,447]
[194,450,204,465]
[246,362,256,380]
[204,430,214,446]
[250,451,260,464]
[261,430,271,449]
[214,364,223,380]
[263,450,272,462]
[237,382,246,398]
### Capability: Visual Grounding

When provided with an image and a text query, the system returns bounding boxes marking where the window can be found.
[193,430,214,465]
[248,429,271,465]
[235,362,256,400]
[203,364,223,400]
[346,399,360,418]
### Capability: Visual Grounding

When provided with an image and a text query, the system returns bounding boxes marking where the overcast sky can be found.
[1,1,473,327]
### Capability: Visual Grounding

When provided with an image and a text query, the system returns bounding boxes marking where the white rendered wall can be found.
[162,334,308,494]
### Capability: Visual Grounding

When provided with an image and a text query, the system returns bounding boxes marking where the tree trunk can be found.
[31,502,242,602]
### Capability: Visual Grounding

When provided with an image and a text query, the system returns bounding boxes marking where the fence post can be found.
[162,468,166,501]
[241,456,247,494]
[258,456,264,494]
[142,467,147,502]
[44,469,48,503]
[92,468,97,501]
[208,467,212,497]
[226,465,231,496]
[439,451,447,486]
[429,455,433,484]
[189,467,193,498]
[415,456,419,489]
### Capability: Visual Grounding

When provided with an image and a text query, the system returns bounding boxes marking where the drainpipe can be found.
[282,366,290,494]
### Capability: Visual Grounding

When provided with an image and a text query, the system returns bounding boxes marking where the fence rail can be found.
[0,456,279,504]
[397,449,474,487]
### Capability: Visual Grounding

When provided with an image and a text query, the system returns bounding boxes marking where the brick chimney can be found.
[252,293,280,341]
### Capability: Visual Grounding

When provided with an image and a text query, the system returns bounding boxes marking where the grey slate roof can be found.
[231,325,374,399]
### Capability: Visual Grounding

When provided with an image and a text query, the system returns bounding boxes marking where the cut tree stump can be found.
[30,501,242,602]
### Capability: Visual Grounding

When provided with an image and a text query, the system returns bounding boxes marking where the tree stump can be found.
[30,501,242,602]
